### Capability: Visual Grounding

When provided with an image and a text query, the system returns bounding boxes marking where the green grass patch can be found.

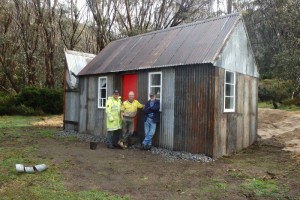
[242,178,280,197]
[0,116,41,129]
[0,116,127,200]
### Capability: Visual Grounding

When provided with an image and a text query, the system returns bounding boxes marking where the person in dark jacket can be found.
[142,93,160,150]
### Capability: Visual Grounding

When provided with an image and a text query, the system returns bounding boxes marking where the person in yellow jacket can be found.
[118,91,144,149]
[105,90,122,149]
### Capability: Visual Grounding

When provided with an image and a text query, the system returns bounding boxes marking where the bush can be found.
[258,79,293,102]
[0,94,18,115]
[17,87,63,115]
[39,88,63,114]
[0,87,63,115]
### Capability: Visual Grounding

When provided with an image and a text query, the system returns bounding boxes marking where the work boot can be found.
[118,140,126,149]
[107,144,114,149]
[146,145,152,151]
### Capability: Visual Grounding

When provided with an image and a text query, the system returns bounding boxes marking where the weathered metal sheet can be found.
[213,69,258,157]
[78,77,88,134]
[64,91,79,130]
[213,21,258,77]
[137,71,149,139]
[159,68,175,149]
[78,13,255,77]
[236,74,244,151]
[121,35,155,71]
[64,49,96,89]
[154,25,195,66]
[140,28,181,69]
[86,76,97,135]
[187,16,230,64]
[173,64,215,155]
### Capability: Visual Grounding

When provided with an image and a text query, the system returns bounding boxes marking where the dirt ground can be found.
[258,108,300,162]
[24,108,300,199]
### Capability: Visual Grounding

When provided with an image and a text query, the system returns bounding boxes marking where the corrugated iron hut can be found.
[64,49,96,131]
[65,13,259,158]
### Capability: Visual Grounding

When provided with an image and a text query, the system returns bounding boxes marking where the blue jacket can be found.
[143,99,160,123]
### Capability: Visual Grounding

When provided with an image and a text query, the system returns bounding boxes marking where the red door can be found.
[122,74,138,131]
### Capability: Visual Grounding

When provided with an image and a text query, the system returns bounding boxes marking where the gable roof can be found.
[64,49,96,88]
[78,13,241,76]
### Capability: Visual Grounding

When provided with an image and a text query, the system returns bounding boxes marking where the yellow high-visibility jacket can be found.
[105,96,122,131]
[121,100,143,117]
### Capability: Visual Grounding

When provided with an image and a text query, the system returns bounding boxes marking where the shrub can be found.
[17,87,63,115]
[0,87,63,115]
[258,79,293,102]
[0,94,18,115]
[39,88,63,114]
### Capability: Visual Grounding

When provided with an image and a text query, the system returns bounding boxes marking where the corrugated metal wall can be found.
[78,74,114,137]
[173,64,216,156]
[74,65,257,158]
[64,89,79,130]
[137,71,148,139]
[159,68,175,149]
[78,77,88,134]
[213,68,258,158]
[137,68,175,149]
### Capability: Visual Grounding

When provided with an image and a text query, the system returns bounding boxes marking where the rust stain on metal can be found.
[78,13,240,76]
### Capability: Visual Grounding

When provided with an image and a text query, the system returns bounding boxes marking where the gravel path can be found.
[57,130,214,163]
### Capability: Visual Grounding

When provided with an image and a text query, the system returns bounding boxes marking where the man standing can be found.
[142,93,160,150]
[119,91,143,149]
[105,90,122,149]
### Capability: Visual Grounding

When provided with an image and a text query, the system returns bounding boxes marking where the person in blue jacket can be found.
[142,93,160,150]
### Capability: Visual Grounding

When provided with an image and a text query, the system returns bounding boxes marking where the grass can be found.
[0,115,128,200]
[242,178,280,197]
[1,115,299,199]
[258,101,300,111]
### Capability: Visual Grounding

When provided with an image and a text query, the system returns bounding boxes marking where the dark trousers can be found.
[121,117,134,144]
[106,130,120,146]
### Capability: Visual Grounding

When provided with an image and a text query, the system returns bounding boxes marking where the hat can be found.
[113,90,119,94]
[149,92,155,97]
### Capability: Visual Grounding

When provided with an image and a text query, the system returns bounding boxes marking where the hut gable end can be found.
[213,20,259,77]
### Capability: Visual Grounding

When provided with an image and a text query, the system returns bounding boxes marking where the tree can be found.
[59,0,87,50]
[0,1,22,93]
[13,0,40,86]
[32,0,59,88]
[243,0,300,92]
[86,0,117,52]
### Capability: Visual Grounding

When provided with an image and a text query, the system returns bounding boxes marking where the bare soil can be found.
[24,108,300,199]
[258,108,300,162]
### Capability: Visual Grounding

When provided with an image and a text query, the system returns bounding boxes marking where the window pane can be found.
[150,87,161,99]
[151,74,161,86]
[100,78,106,88]
[225,97,234,109]
[101,89,106,98]
[226,71,234,84]
[225,84,234,96]
[102,99,106,107]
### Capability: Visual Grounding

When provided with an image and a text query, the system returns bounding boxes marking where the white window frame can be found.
[224,70,236,112]
[148,72,162,111]
[98,76,107,109]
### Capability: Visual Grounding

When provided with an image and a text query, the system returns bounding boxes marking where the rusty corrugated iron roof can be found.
[78,13,241,76]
